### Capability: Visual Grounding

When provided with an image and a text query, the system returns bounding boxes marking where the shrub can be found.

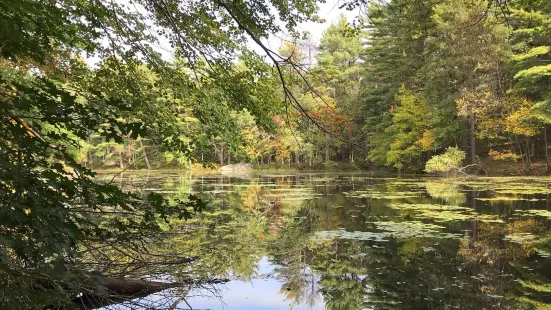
[488,149,521,161]
[425,147,466,174]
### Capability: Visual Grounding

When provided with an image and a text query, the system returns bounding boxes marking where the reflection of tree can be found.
[309,239,369,310]
[78,173,272,308]
[424,181,466,205]
[267,214,322,308]
[103,173,551,309]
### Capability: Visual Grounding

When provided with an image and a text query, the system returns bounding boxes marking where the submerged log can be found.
[69,277,228,309]
[71,278,185,309]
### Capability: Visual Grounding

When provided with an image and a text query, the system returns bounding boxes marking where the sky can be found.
[86,0,361,66]
[252,0,361,58]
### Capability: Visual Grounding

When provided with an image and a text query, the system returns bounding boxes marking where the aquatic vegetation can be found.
[373,221,461,239]
[344,190,421,199]
[503,233,539,244]
[311,221,461,242]
[386,179,427,188]
[535,249,551,258]
[517,209,551,219]
[476,196,542,202]
[389,203,504,223]
[493,186,551,195]
[519,280,551,293]
[311,229,389,242]
[418,210,504,223]
[390,203,469,211]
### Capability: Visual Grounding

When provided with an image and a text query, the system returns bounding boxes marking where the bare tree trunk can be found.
[351,149,354,163]
[515,135,526,170]
[87,135,92,169]
[545,126,550,174]
[219,143,224,166]
[139,140,151,169]
[525,137,531,171]
[469,107,476,165]
[101,136,107,163]
[325,133,329,163]
[119,151,124,169]
[72,278,189,310]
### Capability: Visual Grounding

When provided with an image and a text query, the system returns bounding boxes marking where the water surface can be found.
[101,172,551,309]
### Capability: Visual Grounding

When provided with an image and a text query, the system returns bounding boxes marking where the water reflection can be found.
[101,172,551,309]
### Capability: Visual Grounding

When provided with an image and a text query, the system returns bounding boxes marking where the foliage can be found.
[384,85,433,170]
[489,149,522,161]
[425,147,466,174]
[0,0,321,307]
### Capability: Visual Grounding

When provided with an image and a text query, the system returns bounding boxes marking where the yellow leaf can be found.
[24,209,31,215]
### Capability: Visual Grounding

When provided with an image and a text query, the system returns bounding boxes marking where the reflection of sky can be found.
[100,257,325,310]
[186,257,325,310]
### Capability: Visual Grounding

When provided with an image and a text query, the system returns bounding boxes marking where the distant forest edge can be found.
[82,0,551,175]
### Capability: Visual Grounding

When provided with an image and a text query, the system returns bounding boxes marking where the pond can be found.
[97,172,551,309]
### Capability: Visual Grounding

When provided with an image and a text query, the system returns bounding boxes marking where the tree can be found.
[361,0,438,167]
[0,0,322,307]
[385,86,433,171]
[312,14,365,163]
[426,0,510,163]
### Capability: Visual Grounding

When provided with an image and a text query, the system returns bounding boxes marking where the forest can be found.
[74,0,551,174]
[2,0,551,308]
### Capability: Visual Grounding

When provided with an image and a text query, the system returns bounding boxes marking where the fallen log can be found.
[72,278,185,309]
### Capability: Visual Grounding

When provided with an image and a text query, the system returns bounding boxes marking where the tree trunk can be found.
[325,133,329,163]
[72,278,186,310]
[515,135,526,170]
[545,126,550,174]
[87,136,92,169]
[119,151,124,169]
[101,136,107,162]
[351,149,354,163]
[525,137,531,171]
[469,107,476,165]
[139,140,151,169]
[219,143,224,166]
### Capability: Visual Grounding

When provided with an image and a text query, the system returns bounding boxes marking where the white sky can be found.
[255,0,361,57]
[86,0,361,65]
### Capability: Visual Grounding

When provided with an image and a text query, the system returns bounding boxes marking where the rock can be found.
[219,163,252,172]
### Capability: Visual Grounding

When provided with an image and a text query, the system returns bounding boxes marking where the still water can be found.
[102,172,551,309]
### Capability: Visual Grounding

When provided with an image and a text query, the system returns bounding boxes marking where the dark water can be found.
[101,172,551,309]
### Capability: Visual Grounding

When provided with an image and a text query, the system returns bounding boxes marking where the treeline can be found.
[81,0,551,172]
[357,0,551,172]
